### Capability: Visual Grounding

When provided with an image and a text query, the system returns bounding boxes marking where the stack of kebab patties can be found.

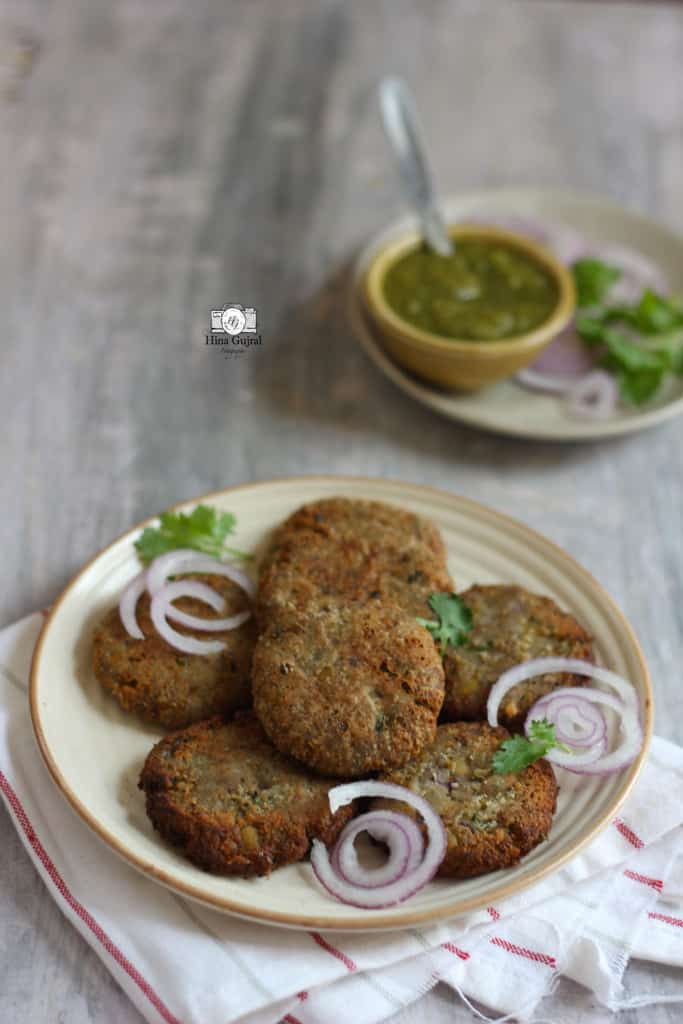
[134,499,592,879]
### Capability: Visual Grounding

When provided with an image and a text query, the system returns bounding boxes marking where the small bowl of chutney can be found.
[363,224,576,391]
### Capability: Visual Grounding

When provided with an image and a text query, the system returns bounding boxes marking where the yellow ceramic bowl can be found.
[363,223,576,391]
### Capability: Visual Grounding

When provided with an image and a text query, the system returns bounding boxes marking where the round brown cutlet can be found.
[263,498,447,565]
[92,573,257,729]
[375,722,558,879]
[442,585,593,732]
[139,712,355,877]
[257,528,453,626]
[251,599,446,778]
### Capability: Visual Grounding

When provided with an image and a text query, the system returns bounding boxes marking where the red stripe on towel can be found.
[0,772,180,1024]
[490,936,557,968]
[623,869,663,892]
[442,942,470,960]
[614,818,644,849]
[648,911,683,929]
[487,906,501,921]
[310,932,357,972]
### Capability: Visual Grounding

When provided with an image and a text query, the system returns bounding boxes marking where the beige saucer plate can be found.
[30,477,652,931]
[349,188,683,441]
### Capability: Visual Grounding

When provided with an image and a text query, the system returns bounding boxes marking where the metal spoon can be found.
[379,77,453,257]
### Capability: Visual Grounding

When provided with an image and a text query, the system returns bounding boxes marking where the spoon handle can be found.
[379,77,453,257]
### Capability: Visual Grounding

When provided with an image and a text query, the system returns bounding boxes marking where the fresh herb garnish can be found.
[572,261,683,407]
[573,258,622,307]
[493,719,569,774]
[416,593,473,656]
[134,504,251,564]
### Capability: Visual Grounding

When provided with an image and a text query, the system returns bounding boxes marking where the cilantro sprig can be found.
[493,719,569,774]
[416,593,473,656]
[573,258,622,307]
[571,259,683,407]
[134,504,251,564]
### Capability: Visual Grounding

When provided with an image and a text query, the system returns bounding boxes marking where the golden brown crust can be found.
[262,498,447,566]
[257,529,453,626]
[252,600,445,778]
[92,574,257,729]
[139,713,355,877]
[442,585,593,731]
[376,722,558,879]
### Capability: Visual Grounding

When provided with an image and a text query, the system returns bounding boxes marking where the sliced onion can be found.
[517,322,598,396]
[487,658,643,776]
[118,572,147,640]
[158,585,250,630]
[310,781,447,909]
[332,811,424,888]
[149,589,226,656]
[516,367,576,395]
[488,657,639,726]
[567,370,619,420]
[527,687,642,774]
[145,548,256,601]
[155,579,251,633]
[530,691,607,748]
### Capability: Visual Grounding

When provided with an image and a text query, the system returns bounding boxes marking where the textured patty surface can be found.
[375,722,557,879]
[258,528,453,626]
[442,585,593,731]
[92,573,257,729]
[252,600,446,777]
[139,713,355,877]
[264,498,447,563]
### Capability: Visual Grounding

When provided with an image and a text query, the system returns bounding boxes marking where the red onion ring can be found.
[567,370,619,420]
[525,687,642,775]
[149,587,227,656]
[145,548,256,601]
[516,367,575,395]
[530,691,606,748]
[487,658,643,776]
[332,811,425,889]
[118,572,147,640]
[118,549,255,652]
[155,579,250,632]
[310,781,447,908]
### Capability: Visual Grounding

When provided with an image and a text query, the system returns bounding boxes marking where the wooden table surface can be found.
[2,0,682,1020]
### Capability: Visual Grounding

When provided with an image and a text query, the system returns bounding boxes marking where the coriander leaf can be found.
[617,367,665,406]
[134,504,250,564]
[493,719,559,774]
[573,259,621,307]
[416,592,472,657]
[601,329,671,373]
[575,313,609,345]
[632,290,683,335]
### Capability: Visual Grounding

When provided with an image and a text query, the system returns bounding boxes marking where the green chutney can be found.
[382,237,559,341]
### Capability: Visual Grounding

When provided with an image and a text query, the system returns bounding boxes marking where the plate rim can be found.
[348,186,683,442]
[29,475,654,931]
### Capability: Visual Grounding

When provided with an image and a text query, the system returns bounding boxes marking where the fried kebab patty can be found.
[375,722,558,879]
[264,498,447,564]
[92,573,256,729]
[252,600,446,778]
[258,498,451,625]
[442,585,593,731]
[139,712,355,877]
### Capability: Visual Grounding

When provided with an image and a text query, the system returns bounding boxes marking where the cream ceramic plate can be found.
[349,188,683,441]
[30,478,652,931]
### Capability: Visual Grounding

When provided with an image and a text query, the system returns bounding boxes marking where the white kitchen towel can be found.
[2,612,682,1024]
